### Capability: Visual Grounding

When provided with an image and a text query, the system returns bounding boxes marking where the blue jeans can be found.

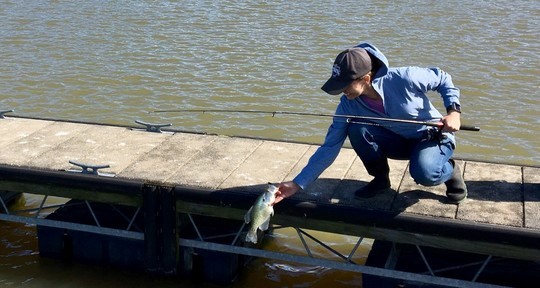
[348,125,454,186]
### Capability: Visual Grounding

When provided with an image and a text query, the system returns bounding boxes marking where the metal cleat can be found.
[0,109,14,119]
[68,160,115,177]
[133,120,173,134]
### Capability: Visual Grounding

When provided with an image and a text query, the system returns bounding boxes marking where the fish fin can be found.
[244,206,252,224]
[260,217,271,231]
[245,229,257,244]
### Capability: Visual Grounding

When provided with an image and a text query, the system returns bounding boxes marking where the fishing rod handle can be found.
[428,122,480,132]
[434,122,480,132]
[460,125,481,132]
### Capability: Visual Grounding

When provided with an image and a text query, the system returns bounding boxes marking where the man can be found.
[273,42,467,205]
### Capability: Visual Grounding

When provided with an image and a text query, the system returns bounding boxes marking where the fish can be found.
[244,183,278,244]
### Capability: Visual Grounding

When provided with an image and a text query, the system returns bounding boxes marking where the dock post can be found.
[142,184,179,275]
[160,186,178,275]
[143,184,159,273]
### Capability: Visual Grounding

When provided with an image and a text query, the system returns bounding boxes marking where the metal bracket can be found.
[0,109,14,119]
[67,160,114,177]
[133,120,173,133]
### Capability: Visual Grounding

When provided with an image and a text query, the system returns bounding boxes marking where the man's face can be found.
[343,76,368,100]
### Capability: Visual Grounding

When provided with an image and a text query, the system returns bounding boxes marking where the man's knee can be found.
[410,167,443,186]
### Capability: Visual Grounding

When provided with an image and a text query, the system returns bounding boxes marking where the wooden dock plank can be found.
[29,125,170,173]
[118,132,216,183]
[0,121,92,166]
[0,118,53,148]
[25,125,135,170]
[165,136,263,189]
[392,160,464,219]
[523,166,540,229]
[458,161,523,227]
[283,146,357,202]
[219,140,310,191]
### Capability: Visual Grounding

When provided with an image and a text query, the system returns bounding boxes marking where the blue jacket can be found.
[293,42,461,190]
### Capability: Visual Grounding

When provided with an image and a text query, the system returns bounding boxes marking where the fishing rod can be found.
[150,109,480,131]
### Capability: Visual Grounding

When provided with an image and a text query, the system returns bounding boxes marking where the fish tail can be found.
[245,228,258,244]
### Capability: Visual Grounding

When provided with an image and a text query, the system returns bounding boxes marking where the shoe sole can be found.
[447,191,467,204]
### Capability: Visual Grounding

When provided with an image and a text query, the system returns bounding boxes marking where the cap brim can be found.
[321,78,351,95]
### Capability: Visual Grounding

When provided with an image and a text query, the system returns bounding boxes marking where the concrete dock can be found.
[1,116,539,286]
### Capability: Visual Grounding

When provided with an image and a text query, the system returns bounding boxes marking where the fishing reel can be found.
[423,127,447,142]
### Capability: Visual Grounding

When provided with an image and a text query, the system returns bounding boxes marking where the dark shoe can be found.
[445,159,467,203]
[354,176,391,198]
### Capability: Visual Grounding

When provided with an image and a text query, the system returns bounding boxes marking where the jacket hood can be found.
[354,42,389,79]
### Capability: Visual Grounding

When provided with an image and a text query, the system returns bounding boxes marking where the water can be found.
[1,0,539,287]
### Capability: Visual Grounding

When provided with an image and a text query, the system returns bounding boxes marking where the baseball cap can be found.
[321,47,372,95]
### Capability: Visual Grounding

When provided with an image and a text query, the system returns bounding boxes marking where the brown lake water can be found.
[1,0,539,287]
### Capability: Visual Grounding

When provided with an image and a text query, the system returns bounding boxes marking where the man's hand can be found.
[272,181,301,205]
[441,111,461,132]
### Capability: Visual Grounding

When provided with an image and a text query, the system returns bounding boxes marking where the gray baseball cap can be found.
[321,47,372,95]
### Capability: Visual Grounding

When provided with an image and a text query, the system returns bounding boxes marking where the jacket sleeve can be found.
[292,107,349,190]
[409,67,460,109]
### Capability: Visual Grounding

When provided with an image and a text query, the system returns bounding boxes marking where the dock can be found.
[1,115,539,287]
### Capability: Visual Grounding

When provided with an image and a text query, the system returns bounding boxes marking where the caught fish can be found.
[244,183,278,244]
